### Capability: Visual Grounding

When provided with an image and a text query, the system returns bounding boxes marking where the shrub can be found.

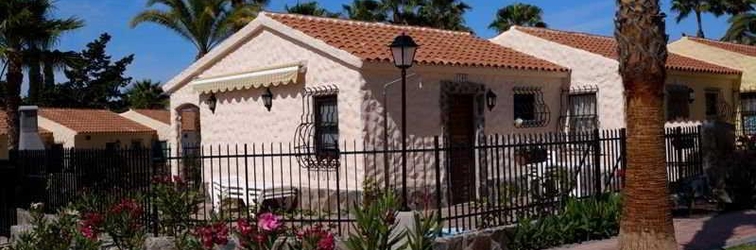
[723,152,756,210]
[507,194,622,250]
[234,212,286,250]
[13,204,101,250]
[289,224,336,250]
[151,175,204,236]
[344,190,403,250]
[404,211,441,250]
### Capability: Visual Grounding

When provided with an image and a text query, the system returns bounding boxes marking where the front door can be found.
[447,95,475,204]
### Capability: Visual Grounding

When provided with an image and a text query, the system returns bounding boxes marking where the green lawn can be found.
[728,244,756,250]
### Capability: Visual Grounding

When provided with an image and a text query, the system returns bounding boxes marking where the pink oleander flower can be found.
[317,234,335,250]
[80,225,97,240]
[257,213,281,232]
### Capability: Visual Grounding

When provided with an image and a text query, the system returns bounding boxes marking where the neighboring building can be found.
[492,27,742,131]
[120,109,171,142]
[162,12,570,195]
[38,108,157,149]
[0,111,54,159]
[669,37,756,134]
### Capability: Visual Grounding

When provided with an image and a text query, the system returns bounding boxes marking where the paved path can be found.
[550,210,756,250]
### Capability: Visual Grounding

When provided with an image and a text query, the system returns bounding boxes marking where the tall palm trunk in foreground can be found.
[615,0,678,249]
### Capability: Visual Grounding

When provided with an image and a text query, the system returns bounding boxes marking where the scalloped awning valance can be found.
[192,63,305,94]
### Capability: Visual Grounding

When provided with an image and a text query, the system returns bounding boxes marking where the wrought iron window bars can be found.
[294,85,340,170]
[513,86,550,128]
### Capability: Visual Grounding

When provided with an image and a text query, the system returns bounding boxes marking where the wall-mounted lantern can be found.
[688,88,695,103]
[486,89,497,111]
[262,87,273,111]
[207,93,217,114]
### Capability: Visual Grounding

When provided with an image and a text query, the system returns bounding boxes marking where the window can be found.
[666,85,690,121]
[314,95,338,159]
[131,140,143,150]
[568,93,598,132]
[742,93,756,135]
[514,93,536,121]
[706,91,719,118]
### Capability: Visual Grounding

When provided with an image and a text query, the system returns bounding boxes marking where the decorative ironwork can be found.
[559,86,599,132]
[294,85,340,170]
[704,88,734,122]
[740,92,756,135]
[513,86,550,128]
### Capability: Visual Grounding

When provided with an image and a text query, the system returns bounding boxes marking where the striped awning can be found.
[192,63,305,94]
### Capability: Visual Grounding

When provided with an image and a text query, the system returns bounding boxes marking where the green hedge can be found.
[507,194,622,250]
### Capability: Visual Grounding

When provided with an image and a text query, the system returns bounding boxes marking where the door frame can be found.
[439,80,487,204]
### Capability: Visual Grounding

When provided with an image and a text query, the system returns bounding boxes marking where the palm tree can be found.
[343,0,388,22]
[723,12,756,44]
[721,0,756,14]
[615,0,678,249]
[489,3,547,33]
[125,80,169,109]
[671,0,728,38]
[230,0,268,30]
[0,0,83,150]
[379,0,423,25]
[131,0,263,60]
[416,0,471,31]
[285,1,341,18]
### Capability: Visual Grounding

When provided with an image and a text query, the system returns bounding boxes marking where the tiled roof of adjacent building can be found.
[39,108,155,134]
[133,109,170,125]
[0,111,52,136]
[264,12,568,72]
[687,36,756,57]
[514,26,742,75]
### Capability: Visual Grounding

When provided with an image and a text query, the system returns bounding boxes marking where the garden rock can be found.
[144,237,176,250]
[9,225,33,245]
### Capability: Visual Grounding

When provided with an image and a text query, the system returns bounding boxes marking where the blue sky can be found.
[51,0,732,87]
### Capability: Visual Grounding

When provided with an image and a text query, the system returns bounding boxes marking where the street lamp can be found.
[389,32,418,211]
[262,87,273,111]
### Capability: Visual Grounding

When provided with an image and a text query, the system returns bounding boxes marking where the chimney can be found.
[19,106,45,150]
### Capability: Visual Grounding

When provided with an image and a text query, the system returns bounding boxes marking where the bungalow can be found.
[163,12,571,149]
[491,27,742,131]
[37,108,157,149]
[161,12,571,205]
[668,37,756,135]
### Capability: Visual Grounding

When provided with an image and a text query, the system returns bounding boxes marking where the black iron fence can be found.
[4,127,704,237]
[0,161,16,238]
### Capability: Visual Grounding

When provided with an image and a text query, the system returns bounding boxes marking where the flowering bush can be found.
[234,213,286,250]
[192,222,229,250]
[289,224,335,250]
[101,198,146,250]
[152,175,204,236]
[14,204,100,250]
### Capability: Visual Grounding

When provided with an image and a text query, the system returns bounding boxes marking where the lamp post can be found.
[389,32,418,211]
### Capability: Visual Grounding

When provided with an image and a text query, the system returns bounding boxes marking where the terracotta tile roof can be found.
[264,12,568,72]
[687,37,756,57]
[39,108,155,134]
[133,109,170,125]
[0,111,51,136]
[514,26,741,75]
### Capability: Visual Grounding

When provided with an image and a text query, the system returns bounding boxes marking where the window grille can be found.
[568,93,598,132]
[742,92,756,135]
[294,85,340,170]
[513,86,550,128]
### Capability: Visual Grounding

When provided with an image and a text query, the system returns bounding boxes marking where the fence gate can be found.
[0,161,16,238]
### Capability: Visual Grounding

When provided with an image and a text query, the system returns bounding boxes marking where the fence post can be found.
[620,129,627,188]
[433,136,442,236]
[593,129,602,196]
[696,125,704,175]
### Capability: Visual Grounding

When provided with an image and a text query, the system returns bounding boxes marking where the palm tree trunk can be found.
[615,0,677,249]
[695,10,705,38]
[28,53,42,104]
[5,51,23,151]
[43,57,55,89]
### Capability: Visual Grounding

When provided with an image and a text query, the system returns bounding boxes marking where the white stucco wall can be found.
[38,116,77,148]
[492,28,740,130]
[491,28,625,130]
[120,110,172,141]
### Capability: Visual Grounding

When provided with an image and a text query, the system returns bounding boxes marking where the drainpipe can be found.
[382,73,419,189]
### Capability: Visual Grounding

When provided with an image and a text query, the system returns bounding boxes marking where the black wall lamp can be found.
[262,87,273,111]
[207,93,217,114]
[486,89,498,111]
